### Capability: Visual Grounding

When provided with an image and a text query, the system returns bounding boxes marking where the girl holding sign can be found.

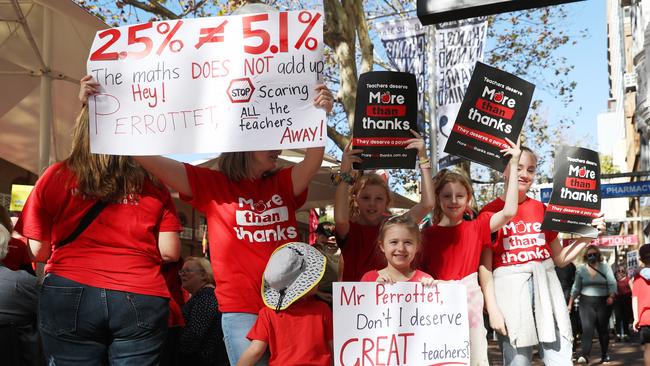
[420,138,521,366]
[478,147,605,366]
[333,131,435,282]
[360,214,435,285]
[80,76,334,366]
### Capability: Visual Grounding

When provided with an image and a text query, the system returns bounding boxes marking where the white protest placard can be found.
[333,282,469,366]
[87,10,325,155]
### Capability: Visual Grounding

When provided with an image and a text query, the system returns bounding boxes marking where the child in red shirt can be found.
[420,138,521,366]
[237,242,331,366]
[633,244,650,366]
[360,215,434,285]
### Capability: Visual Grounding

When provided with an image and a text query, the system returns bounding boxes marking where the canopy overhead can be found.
[0,0,105,175]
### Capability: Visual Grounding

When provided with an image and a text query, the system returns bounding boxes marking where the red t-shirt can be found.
[634,275,650,326]
[181,164,307,313]
[480,197,558,269]
[339,221,384,281]
[163,260,186,327]
[247,297,333,366]
[3,237,31,271]
[15,162,181,297]
[360,269,432,282]
[421,213,493,280]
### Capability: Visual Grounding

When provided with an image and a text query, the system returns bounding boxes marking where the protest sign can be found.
[541,146,601,238]
[333,282,469,366]
[352,72,419,169]
[628,250,639,278]
[10,184,33,212]
[376,18,427,128]
[443,62,534,171]
[435,18,488,169]
[87,10,325,155]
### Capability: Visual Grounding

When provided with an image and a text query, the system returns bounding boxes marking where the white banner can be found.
[333,282,469,366]
[87,10,325,155]
[435,19,487,168]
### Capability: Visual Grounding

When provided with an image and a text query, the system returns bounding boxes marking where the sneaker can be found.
[601,354,611,364]
[576,356,588,364]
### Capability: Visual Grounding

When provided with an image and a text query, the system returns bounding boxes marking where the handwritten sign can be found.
[333,282,470,366]
[542,146,601,238]
[87,10,325,155]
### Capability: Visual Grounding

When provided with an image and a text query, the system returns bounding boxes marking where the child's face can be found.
[504,150,536,194]
[380,224,419,271]
[356,184,388,225]
[438,181,470,221]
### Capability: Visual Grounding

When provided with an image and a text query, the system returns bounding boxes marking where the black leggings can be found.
[579,295,611,358]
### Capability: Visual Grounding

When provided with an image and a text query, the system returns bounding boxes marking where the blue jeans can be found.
[222,312,269,366]
[39,274,168,366]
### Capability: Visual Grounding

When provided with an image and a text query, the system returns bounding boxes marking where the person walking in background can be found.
[179,256,228,366]
[614,265,633,342]
[570,245,617,364]
[633,244,650,366]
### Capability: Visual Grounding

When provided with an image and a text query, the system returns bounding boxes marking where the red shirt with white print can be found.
[180,164,307,314]
[15,162,181,297]
[480,197,557,269]
[338,221,384,282]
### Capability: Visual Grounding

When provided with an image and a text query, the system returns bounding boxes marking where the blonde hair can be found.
[349,173,392,218]
[66,107,150,202]
[0,225,9,260]
[185,256,215,285]
[431,169,473,224]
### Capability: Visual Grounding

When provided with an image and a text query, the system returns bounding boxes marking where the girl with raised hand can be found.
[80,74,334,366]
[478,146,605,366]
[421,138,521,366]
[333,130,434,281]
[360,214,435,286]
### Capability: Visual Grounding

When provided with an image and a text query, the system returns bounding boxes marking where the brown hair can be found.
[431,169,473,224]
[217,152,279,182]
[582,245,603,262]
[349,173,392,218]
[520,146,538,164]
[65,106,149,202]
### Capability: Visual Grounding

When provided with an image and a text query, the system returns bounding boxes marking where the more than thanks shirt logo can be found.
[233,195,297,243]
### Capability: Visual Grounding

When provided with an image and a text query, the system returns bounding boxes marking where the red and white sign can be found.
[333,282,469,366]
[87,10,325,155]
[562,234,639,247]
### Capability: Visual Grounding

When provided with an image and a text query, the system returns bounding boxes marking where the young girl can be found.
[334,130,434,281]
[361,214,435,286]
[479,147,605,366]
[420,138,521,366]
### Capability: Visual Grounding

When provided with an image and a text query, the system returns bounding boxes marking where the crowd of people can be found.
[1,68,650,366]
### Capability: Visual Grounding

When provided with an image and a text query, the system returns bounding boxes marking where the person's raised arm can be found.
[405,130,435,223]
[489,138,521,232]
[291,84,333,196]
[551,214,605,267]
[479,247,507,335]
[333,142,363,239]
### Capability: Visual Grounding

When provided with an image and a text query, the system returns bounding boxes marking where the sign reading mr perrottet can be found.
[444,62,534,171]
[541,146,601,238]
[352,71,418,169]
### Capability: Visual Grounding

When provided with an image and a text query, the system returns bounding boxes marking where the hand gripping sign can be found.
[87,10,325,155]
[333,282,470,366]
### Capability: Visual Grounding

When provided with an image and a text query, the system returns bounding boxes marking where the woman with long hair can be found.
[15,105,182,365]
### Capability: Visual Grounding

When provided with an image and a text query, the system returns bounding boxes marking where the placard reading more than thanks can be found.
[352,72,419,170]
[541,146,601,238]
[443,62,534,171]
[333,282,469,366]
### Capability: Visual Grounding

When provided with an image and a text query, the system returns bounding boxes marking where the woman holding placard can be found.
[80,74,333,365]
[478,147,605,366]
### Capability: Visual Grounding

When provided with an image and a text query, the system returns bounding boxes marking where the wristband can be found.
[419,162,432,169]
[331,171,355,185]
[419,157,430,165]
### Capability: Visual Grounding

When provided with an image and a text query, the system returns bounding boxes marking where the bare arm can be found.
[236,340,268,366]
[133,156,192,198]
[551,213,605,267]
[478,247,507,335]
[489,138,521,232]
[405,130,435,223]
[27,239,51,263]
[633,295,640,330]
[158,231,181,263]
[334,143,362,239]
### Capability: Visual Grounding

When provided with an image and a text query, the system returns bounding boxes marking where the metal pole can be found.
[38,5,52,175]
[427,25,437,175]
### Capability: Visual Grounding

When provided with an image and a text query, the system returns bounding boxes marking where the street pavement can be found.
[486,336,645,365]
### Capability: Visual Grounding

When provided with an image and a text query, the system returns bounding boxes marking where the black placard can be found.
[541,146,601,238]
[443,62,535,171]
[352,71,419,170]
